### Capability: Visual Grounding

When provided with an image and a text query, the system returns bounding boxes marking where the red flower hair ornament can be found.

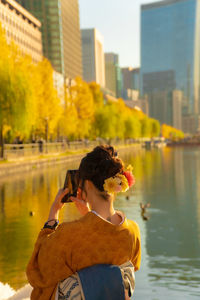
[122,165,135,187]
[103,165,135,195]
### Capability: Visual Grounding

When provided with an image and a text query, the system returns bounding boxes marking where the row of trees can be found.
[61,78,161,140]
[0,25,62,157]
[0,25,184,157]
[161,124,184,140]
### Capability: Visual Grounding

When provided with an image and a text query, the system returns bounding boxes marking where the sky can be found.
[79,0,160,68]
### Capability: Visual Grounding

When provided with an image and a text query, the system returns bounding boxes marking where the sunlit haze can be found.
[79,0,161,68]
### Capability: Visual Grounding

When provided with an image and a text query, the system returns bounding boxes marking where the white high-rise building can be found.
[0,0,42,63]
[81,28,105,87]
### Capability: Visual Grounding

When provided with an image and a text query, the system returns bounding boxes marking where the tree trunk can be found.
[45,120,48,153]
[45,121,48,143]
[0,125,4,159]
[57,125,60,142]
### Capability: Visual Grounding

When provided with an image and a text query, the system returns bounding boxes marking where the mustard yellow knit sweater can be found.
[26,212,141,300]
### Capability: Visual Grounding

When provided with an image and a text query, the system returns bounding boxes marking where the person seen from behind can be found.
[26,145,141,300]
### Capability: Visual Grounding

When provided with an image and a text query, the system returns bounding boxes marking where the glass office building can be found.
[105,53,122,98]
[121,67,140,100]
[17,0,82,78]
[141,0,200,130]
[132,68,140,91]
[17,0,64,74]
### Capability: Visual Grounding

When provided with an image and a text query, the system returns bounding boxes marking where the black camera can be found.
[61,170,79,203]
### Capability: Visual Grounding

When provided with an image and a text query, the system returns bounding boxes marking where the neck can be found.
[90,198,115,220]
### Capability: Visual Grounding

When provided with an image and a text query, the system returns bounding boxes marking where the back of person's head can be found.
[78,145,124,199]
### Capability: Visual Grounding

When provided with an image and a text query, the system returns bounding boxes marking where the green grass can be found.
[0,159,9,164]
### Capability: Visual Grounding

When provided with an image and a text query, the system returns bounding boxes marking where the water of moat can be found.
[0,147,200,299]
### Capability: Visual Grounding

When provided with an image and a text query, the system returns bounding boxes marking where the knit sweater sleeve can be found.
[129,220,141,271]
[26,223,74,289]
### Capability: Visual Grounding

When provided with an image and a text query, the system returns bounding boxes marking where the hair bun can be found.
[79,145,124,192]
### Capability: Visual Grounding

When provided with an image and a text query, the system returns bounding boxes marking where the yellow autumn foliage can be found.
[1,22,185,149]
[162,124,184,140]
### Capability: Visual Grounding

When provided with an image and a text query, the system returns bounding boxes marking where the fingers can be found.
[70,197,85,205]
[59,187,69,194]
[54,188,69,204]
[58,188,69,198]
[70,197,89,216]
[56,188,68,197]
[77,188,83,200]
[62,187,69,195]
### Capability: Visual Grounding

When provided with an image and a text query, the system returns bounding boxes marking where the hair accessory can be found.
[103,165,135,194]
[122,165,135,187]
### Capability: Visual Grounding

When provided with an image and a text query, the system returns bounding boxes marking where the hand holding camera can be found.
[70,193,90,216]
[47,188,69,221]
[61,169,89,215]
[48,169,89,221]
[61,170,79,203]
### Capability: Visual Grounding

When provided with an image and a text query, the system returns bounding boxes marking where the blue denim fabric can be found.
[78,264,125,300]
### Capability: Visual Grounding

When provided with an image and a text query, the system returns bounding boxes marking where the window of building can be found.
[49,23,60,30]
[51,52,61,59]
[47,15,59,22]
[33,2,41,10]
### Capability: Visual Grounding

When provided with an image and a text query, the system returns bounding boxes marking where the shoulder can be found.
[125,219,141,238]
[58,213,92,233]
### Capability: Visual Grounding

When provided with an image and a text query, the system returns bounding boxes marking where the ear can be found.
[86,180,93,188]
[85,180,93,190]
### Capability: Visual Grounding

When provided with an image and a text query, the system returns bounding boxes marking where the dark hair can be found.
[78,145,124,194]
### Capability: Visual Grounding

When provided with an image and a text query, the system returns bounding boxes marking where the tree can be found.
[124,116,141,139]
[141,118,152,138]
[0,23,164,147]
[89,82,104,108]
[0,26,35,157]
[35,59,62,141]
[162,124,184,140]
[57,91,78,140]
[93,102,122,140]
[93,105,115,139]
[151,119,160,137]
[70,77,94,138]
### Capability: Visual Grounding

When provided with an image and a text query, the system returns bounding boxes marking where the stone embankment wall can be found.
[0,154,84,178]
[0,145,141,178]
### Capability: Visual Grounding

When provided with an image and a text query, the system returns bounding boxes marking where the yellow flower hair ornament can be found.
[103,165,135,195]
[103,173,129,194]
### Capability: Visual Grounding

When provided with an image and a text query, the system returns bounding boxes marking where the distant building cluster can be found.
[0,0,199,133]
[140,0,200,133]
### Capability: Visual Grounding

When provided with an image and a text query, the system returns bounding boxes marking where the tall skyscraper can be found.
[121,68,140,90]
[61,0,82,79]
[16,0,82,78]
[81,28,105,87]
[141,0,200,132]
[121,67,140,100]
[105,52,122,97]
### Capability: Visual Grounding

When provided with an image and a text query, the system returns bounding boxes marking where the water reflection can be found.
[118,147,200,299]
[0,147,200,299]
[0,162,79,290]
[0,185,5,216]
[135,148,200,299]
